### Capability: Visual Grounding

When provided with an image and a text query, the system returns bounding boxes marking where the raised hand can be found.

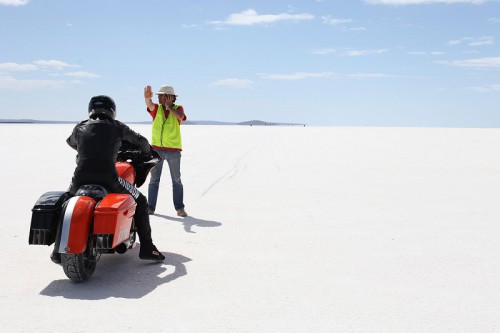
[144,85,153,99]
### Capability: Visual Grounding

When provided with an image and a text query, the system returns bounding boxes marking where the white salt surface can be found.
[1,124,500,332]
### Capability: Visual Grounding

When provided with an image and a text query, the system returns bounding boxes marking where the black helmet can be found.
[88,95,116,120]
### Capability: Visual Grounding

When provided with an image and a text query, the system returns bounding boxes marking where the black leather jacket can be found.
[67,116,151,188]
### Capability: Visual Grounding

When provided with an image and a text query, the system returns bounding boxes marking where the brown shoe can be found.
[147,206,155,215]
[176,208,187,217]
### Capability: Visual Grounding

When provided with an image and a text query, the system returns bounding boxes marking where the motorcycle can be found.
[28,142,160,283]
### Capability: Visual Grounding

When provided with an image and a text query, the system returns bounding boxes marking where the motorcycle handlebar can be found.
[117,142,159,165]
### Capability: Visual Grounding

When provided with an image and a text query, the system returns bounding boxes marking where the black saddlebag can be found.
[29,191,70,245]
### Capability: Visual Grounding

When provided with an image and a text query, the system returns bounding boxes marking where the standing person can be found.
[51,95,165,264]
[144,84,188,217]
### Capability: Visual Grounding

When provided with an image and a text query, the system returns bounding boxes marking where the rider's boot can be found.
[139,243,165,261]
[132,194,165,261]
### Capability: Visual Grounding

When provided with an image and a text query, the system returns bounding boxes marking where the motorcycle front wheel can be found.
[61,234,97,283]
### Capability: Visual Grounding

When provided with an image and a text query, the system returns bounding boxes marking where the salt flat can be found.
[1,124,500,332]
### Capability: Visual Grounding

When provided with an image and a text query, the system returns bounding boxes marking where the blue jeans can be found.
[148,150,184,211]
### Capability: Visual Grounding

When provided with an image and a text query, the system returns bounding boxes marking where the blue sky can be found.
[0,0,499,127]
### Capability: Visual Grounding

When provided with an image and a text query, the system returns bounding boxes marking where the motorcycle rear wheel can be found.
[61,235,97,283]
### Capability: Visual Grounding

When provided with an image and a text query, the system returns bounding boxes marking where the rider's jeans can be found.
[148,150,185,211]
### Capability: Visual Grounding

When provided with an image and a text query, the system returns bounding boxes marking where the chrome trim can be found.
[57,196,79,253]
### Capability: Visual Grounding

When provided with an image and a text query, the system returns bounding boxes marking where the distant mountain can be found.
[238,120,270,126]
[237,120,306,126]
[0,119,78,124]
[0,119,306,126]
[182,120,236,125]
[126,120,236,125]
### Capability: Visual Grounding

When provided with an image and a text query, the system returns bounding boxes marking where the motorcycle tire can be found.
[61,234,97,283]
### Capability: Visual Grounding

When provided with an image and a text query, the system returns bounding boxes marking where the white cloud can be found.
[320,16,366,30]
[470,84,500,92]
[0,0,28,6]
[408,51,445,55]
[312,48,337,55]
[64,71,101,78]
[258,71,400,80]
[34,60,78,70]
[259,72,337,80]
[437,56,500,68]
[312,48,388,56]
[344,49,389,56]
[0,60,79,72]
[365,0,492,4]
[347,26,367,31]
[209,79,254,88]
[0,75,67,90]
[0,62,37,71]
[346,73,403,78]
[322,16,352,25]
[447,39,462,45]
[463,50,480,54]
[181,24,203,29]
[0,60,98,90]
[469,36,494,46]
[448,36,494,46]
[210,9,314,26]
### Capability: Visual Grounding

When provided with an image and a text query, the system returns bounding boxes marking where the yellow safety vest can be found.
[151,104,182,149]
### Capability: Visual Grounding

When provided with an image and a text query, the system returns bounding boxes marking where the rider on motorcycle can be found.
[51,95,165,263]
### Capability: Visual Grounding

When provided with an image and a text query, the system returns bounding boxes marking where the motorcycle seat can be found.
[75,184,109,201]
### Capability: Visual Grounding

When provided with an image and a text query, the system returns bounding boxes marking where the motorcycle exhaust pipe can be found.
[114,239,131,254]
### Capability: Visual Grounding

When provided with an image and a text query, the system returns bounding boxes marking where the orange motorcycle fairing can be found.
[116,162,135,184]
[58,196,96,254]
[94,194,137,249]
